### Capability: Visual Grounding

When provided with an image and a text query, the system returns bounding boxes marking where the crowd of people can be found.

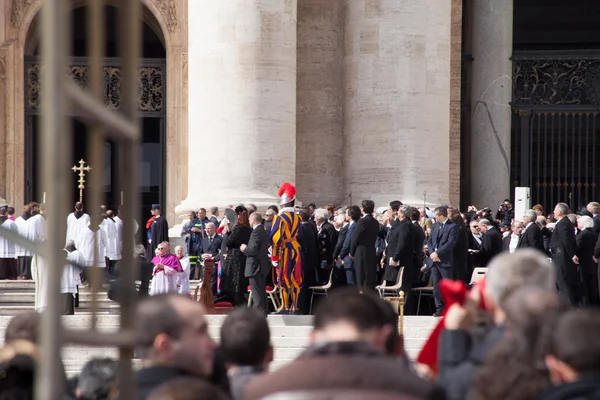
[2,259,600,399]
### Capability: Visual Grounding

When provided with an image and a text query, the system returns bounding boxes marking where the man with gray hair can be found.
[517,209,545,253]
[473,219,503,266]
[240,213,270,313]
[550,202,578,306]
[438,249,555,400]
[314,208,338,270]
[576,215,598,306]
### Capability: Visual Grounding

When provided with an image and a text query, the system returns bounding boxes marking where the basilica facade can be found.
[0,0,598,226]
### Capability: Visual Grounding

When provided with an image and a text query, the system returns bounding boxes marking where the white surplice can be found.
[63,249,84,295]
[14,216,31,257]
[78,226,108,268]
[102,218,121,261]
[0,219,19,258]
[177,256,191,296]
[28,214,48,313]
[66,212,90,247]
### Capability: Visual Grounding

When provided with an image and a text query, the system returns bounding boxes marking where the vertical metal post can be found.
[37,0,70,398]
[519,109,532,188]
[118,1,141,399]
[87,0,107,330]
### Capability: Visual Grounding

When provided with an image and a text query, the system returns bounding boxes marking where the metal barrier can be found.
[0,1,141,398]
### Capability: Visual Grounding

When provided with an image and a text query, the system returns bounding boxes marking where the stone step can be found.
[0,315,436,377]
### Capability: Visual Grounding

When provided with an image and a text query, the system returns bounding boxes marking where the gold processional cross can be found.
[72,159,92,203]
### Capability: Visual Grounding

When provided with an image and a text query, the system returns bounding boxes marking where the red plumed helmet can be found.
[278,182,296,205]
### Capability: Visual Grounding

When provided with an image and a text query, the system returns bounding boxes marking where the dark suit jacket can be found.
[318,221,338,265]
[502,235,511,252]
[199,234,223,258]
[517,223,545,253]
[383,218,415,283]
[550,217,577,281]
[594,215,600,235]
[413,221,426,269]
[427,220,458,269]
[576,228,598,275]
[474,228,503,266]
[244,226,270,277]
[332,223,348,261]
[340,222,356,269]
[299,222,319,272]
[350,215,381,285]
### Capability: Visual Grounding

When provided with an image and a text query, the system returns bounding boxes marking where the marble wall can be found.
[295,0,345,207]
[177,0,297,214]
[342,0,453,207]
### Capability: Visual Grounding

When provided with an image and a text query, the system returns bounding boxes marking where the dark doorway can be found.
[24,4,166,230]
[510,0,600,213]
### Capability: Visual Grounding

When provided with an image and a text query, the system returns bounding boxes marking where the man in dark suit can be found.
[314,208,338,283]
[198,222,223,295]
[474,219,503,266]
[350,200,382,290]
[550,202,578,306]
[298,210,319,314]
[586,202,600,234]
[384,204,416,307]
[502,221,523,253]
[427,206,458,316]
[340,205,362,286]
[517,209,546,253]
[241,213,271,314]
[576,215,598,306]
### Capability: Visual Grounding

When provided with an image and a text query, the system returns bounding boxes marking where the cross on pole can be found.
[72,159,92,203]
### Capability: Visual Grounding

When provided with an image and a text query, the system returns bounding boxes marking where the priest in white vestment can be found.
[28,205,48,312]
[79,218,108,270]
[15,205,33,279]
[62,240,84,315]
[66,202,90,247]
[103,211,121,274]
[0,208,19,280]
[174,245,191,296]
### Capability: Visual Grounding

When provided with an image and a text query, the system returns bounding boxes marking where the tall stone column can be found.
[295,0,344,206]
[343,1,453,207]
[469,0,513,208]
[175,0,297,216]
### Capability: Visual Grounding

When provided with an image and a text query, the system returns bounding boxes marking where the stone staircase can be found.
[0,281,437,377]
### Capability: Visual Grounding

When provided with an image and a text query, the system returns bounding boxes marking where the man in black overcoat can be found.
[350,200,380,290]
[550,203,578,306]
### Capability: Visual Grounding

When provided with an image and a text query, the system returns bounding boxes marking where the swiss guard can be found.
[269,182,303,314]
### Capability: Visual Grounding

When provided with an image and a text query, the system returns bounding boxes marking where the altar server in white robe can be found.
[115,208,139,248]
[103,211,121,274]
[63,240,84,315]
[66,202,90,246]
[79,217,108,270]
[0,207,19,279]
[15,204,33,279]
[29,204,48,312]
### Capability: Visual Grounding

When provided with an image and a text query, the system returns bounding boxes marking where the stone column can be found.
[469,0,513,208]
[343,1,453,207]
[175,0,297,217]
[295,0,344,206]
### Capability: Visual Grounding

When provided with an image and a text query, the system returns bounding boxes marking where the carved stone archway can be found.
[1,0,188,223]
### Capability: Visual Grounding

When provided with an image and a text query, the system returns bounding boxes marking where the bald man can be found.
[199,222,222,295]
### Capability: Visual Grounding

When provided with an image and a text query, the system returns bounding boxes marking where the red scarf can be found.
[416,278,487,375]
[146,216,156,230]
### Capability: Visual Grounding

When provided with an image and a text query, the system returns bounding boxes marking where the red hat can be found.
[278,182,296,205]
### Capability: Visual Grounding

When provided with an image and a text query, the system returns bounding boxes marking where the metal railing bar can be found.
[116,1,141,398]
[86,0,106,330]
[65,82,139,141]
[37,0,70,397]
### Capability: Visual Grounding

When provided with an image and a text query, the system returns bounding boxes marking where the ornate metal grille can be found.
[512,51,600,212]
[512,51,600,109]
[25,57,165,115]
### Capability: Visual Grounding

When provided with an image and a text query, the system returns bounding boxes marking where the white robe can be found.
[102,219,120,261]
[78,226,108,268]
[29,214,48,313]
[32,254,49,312]
[0,219,19,258]
[66,212,90,247]
[14,216,31,257]
[63,250,84,295]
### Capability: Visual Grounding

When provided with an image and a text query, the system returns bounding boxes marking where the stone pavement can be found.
[0,281,437,376]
